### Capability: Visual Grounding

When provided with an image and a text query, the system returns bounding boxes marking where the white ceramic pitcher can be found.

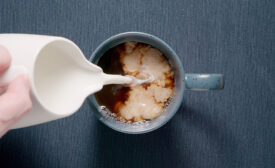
[0,34,131,129]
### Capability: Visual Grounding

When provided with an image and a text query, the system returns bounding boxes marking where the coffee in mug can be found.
[95,42,174,122]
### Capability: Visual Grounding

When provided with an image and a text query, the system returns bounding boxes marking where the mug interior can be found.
[88,32,185,134]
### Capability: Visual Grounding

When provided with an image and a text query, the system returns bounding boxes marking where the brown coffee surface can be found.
[95,42,174,122]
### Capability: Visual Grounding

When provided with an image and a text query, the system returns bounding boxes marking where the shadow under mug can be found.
[88,32,224,134]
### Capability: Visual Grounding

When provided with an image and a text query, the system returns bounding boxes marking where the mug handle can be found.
[185,74,224,90]
[0,65,28,86]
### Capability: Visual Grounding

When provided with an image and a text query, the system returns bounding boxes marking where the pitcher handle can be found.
[185,73,224,90]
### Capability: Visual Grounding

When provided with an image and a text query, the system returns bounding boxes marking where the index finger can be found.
[0,45,11,74]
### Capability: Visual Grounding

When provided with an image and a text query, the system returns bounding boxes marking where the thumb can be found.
[0,75,32,137]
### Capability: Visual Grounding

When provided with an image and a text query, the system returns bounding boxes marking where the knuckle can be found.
[16,93,32,112]
[24,96,32,112]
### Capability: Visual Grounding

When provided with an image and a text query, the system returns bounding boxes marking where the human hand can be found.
[0,45,32,137]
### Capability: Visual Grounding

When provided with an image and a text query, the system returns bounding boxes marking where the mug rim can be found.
[89,32,185,134]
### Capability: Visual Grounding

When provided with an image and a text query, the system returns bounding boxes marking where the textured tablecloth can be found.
[0,0,274,168]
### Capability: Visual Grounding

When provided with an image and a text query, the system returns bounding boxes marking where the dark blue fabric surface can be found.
[0,0,274,168]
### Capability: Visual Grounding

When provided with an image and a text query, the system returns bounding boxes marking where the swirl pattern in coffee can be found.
[95,42,174,122]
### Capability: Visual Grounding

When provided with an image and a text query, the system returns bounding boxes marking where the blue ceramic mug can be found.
[88,32,224,134]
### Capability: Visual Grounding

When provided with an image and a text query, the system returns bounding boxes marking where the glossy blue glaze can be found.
[89,32,224,134]
[185,74,224,90]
